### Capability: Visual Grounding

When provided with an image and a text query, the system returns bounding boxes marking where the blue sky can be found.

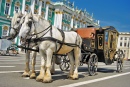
[53,0,130,32]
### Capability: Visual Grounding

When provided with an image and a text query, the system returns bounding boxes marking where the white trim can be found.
[22,0,25,14]
[0,20,10,24]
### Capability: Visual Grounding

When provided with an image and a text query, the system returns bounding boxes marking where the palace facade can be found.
[0,0,100,46]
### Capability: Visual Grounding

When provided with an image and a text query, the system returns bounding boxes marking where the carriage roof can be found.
[76,26,119,38]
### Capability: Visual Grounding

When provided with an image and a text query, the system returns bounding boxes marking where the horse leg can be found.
[43,48,53,83]
[72,47,80,80]
[67,51,75,79]
[30,50,37,79]
[51,56,55,75]
[22,50,30,77]
[36,53,46,82]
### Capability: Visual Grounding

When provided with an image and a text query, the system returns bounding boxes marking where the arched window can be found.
[2,25,9,36]
[15,2,20,12]
[5,0,11,15]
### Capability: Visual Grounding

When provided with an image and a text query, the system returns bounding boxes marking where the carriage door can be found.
[97,34,103,50]
[108,31,115,60]
[104,31,109,59]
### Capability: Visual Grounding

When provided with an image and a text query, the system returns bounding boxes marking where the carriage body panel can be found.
[76,26,119,65]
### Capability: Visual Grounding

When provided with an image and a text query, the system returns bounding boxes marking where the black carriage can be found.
[60,26,124,75]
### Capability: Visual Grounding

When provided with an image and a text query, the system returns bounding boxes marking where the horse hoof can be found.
[72,77,78,80]
[30,76,36,79]
[42,79,53,83]
[36,79,43,82]
[22,75,30,77]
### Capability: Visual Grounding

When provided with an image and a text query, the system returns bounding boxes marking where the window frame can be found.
[4,2,10,15]
[2,25,9,37]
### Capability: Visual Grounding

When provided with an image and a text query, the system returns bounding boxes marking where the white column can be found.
[54,12,57,26]
[22,0,26,14]
[45,4,49,20]
[31,0,35,14]
[59,12,63,29]
[56,13,60,28]
[38,0,42,15]
[70,17,74,28]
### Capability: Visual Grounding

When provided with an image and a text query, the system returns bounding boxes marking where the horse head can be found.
[19,12,48,40]
[8,11,24,40]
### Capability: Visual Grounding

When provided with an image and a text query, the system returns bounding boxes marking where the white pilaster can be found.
[31,0,35,14]
[22,0,26,14]
[45,4,49,20]
[59,12,63,29]
[38,0,42,15]
[75,20,77,28]
[56,13,60,28]
[70,17,74,28]
[54,13,57,26]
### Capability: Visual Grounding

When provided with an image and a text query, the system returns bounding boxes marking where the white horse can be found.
[8,11,38,79]
[9,11,58,79]
[19,12,82,83]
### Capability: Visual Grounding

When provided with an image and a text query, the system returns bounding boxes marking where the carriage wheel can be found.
[59,56,70,71]
[116,50,124,73]
[88,53,98,76]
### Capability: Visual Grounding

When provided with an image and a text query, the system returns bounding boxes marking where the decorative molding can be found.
[46,1,50,4]
[6,0,11,3]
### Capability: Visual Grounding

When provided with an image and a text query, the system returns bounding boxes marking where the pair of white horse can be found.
[10,11,82,83]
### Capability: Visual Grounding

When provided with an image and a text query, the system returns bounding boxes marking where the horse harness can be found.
[24,17,80,54]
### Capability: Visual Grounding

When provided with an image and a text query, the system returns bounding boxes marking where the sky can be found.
[53,0,130,32]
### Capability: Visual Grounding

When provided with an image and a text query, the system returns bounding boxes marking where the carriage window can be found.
[5,3,10,15]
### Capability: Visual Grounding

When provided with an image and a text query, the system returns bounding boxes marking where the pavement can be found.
[0,54,130,87]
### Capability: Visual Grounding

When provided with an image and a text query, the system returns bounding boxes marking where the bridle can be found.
[10,16,25,39]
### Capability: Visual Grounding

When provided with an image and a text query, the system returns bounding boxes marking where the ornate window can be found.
[2,25,9,36]
[120,42,122,46]
[15,2,20,12]
[5,3,10,15]
[35,0,39,5]
[48,9,52,17]
[42,1,45,7]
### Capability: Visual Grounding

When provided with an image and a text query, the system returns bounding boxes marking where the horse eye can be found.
[17,21,20,24]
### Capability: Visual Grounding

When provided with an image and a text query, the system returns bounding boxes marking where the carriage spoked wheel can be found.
[59,56,70,71]
[88,53,98,76]
[116,50,124,73]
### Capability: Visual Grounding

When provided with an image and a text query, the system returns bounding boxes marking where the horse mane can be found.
[31,14,50,25]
